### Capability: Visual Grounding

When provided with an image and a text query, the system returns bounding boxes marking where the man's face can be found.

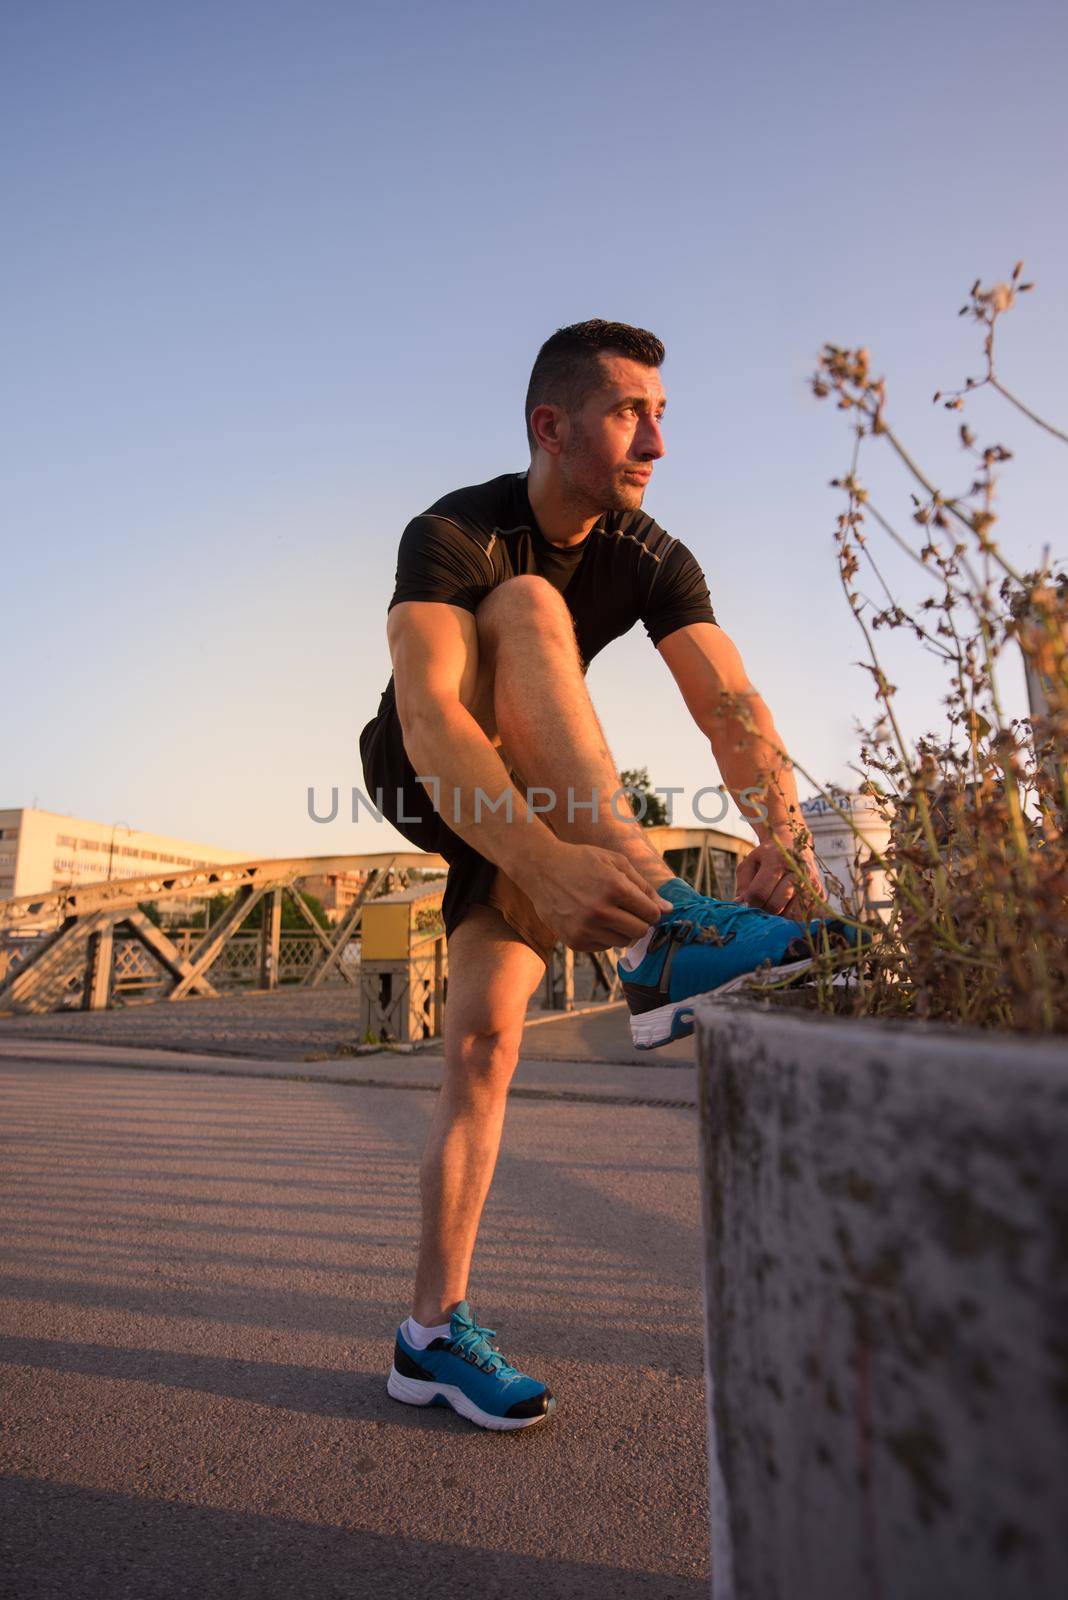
[560,354,667,514]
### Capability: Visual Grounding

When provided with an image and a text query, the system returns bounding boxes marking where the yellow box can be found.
[361,883,444,960]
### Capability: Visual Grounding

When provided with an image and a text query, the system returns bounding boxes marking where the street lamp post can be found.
[107,821,132,882]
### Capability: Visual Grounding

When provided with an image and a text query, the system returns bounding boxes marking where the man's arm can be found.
[656,621,824,918]
[387,600,669,949]
[388,598,550,868]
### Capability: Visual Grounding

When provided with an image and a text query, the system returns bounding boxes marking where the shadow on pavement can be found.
[0,1335,424,1426]
[1,1473,709,1600]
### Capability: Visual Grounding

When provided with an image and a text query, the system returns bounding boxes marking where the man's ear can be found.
[529,402,567,456]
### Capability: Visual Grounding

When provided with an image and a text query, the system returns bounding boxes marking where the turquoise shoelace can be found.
[656,900,866,959]
[649,899,789,952]
[448,1317,520,1381]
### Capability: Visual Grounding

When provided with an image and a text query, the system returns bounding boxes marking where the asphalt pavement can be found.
[0,1033,710,1599]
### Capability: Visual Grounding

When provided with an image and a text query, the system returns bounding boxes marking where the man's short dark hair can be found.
[524,319,665,453]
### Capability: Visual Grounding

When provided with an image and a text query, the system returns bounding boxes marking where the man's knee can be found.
[441,910,543,1080]
[439,1014,526,1104]
[476,575,572,637]
[445,972,533,1059]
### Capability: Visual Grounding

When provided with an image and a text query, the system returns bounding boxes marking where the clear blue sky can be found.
[4,0,1066,858]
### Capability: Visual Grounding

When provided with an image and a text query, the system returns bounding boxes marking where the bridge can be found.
[0,828,749,1027]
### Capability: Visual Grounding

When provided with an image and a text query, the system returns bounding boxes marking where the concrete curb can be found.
[695,999,1068,1600]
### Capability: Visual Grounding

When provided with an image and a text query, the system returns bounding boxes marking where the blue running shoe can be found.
[618,877,865,1050]
[387,1300,555,1431]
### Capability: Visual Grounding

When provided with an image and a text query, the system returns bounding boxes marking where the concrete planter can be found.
[694,999,1068,1600]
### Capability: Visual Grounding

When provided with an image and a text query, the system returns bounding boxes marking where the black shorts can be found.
[358,691,558,965]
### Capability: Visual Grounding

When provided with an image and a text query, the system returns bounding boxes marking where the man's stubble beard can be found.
[560,420,644,516]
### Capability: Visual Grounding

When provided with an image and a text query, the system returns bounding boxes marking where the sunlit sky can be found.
[4,0,1066,860]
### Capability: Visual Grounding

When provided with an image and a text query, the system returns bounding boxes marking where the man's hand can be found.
[517,840,673,953]
[735,839,825,922]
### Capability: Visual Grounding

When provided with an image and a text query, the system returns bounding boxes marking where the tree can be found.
[186,889,331,931]
[618,768,668,828]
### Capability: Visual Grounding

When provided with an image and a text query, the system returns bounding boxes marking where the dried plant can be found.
[736,267,1068,1032]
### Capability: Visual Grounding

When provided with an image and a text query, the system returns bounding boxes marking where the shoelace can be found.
[447,1317,520,1381]
[647,899,783,954]
[664,900,867,955]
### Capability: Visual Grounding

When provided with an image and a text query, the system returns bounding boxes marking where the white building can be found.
[800,793,894,921]
[0,808,246,903]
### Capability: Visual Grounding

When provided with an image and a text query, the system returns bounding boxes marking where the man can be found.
[359,320,855,1430]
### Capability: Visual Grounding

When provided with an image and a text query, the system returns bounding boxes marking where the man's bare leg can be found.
[473,575,674,893]
[410,904,546,1325]
[408,576,670,1325]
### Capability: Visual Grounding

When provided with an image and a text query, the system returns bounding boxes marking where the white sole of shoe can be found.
[386,1365,553,1431]
[629,957,815,1049]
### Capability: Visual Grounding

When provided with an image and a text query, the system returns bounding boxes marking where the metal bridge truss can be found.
[0,829,747,1020]
[0,852,443,1016]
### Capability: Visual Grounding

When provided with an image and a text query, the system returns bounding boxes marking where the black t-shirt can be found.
[377,470,715,710]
